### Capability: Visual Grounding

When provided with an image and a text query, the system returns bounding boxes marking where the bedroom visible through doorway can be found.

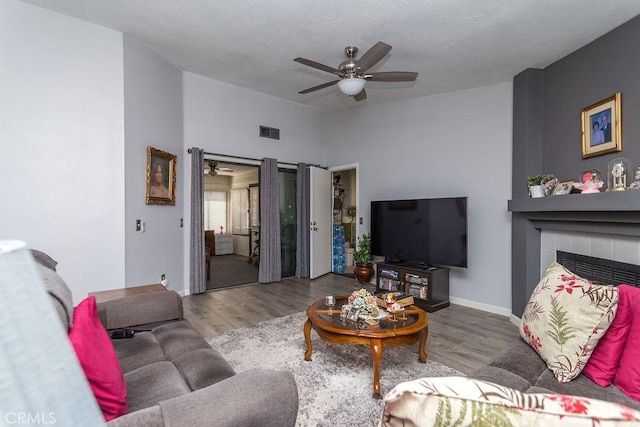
[204,161,259,289]
[204,160,297,289]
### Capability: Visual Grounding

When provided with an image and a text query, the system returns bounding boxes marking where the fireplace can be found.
[554,247,640,286]
[508,191,640,317]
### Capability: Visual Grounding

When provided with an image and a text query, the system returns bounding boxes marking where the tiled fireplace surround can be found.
[541,230,640,280]
[508,191,640,319]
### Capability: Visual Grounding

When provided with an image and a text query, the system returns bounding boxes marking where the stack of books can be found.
[375,292,414,308]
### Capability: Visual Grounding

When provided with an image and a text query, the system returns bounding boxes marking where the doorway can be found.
[204,160,298,289]
[204,161,259,290]
[330,165,358,277]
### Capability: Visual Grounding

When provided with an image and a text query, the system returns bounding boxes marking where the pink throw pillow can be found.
[583,285,636,386]
[614,286,640,401]
[68,296,127,420]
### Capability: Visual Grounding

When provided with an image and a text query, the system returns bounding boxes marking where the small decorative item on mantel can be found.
[573,170,604,194]
[628,167,640,190]
[607,158,632,191]
[527,174,546,198]
[541,174,559,196]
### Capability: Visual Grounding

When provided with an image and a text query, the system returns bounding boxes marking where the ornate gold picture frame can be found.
[146,146,176,205]
[581,93,622,158]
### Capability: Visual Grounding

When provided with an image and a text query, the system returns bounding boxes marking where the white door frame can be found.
[329,163,360,244]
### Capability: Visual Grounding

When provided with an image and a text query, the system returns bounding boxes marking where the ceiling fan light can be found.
[337,78,366,96]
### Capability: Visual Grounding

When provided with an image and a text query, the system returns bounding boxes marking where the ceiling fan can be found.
[294,41,418,102]
[204,161,234,177]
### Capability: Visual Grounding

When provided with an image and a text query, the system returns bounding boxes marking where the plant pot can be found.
[354,263,375,285]
[529,185,545,198]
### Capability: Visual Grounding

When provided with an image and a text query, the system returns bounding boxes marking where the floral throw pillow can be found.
[380,376,640,426]
[519,262,618,382]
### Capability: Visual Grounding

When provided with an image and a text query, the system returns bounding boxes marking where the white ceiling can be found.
[22,0,640,111]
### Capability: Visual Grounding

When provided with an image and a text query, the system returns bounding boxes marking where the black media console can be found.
[375,262,450,312]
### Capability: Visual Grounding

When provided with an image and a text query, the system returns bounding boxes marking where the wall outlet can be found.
[136,219,142,231]
[161,274,165,281]
[161,273,167,287]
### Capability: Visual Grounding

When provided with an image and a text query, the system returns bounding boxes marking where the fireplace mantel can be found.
[508,191,640,236]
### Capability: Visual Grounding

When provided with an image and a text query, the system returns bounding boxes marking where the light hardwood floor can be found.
[182,273,520,374]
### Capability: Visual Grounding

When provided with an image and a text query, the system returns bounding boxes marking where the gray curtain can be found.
[296,163,310,278]
[259,158,281,283]
[190,147,206,294]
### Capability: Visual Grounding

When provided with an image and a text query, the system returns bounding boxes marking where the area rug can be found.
[206,311,462,427]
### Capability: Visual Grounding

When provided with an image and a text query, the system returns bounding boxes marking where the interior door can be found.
[310,166,332,279]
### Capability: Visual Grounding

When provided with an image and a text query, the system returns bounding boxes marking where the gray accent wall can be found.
[511,15,640,317]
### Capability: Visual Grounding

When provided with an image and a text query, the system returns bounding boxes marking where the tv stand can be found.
[375,262,450,312]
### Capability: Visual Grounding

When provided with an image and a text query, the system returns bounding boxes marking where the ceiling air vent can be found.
[259,125,280,140]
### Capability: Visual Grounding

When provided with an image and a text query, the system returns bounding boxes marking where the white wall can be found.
[123,36,184,291]
[1,1,515,313]
[323,83,514,314]
[0,0,125,303]
[181,72,326,292]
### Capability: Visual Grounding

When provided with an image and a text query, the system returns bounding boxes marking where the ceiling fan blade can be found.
[298,80,339,94]
[353,89,367,102]
[365,71,418,82]
[357,41,392,73]
[294,57,339,75]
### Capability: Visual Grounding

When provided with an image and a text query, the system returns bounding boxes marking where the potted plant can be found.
[527,174,546,198]
[353,233,375,284]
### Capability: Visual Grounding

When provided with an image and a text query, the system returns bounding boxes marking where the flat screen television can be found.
[371,197,468,268]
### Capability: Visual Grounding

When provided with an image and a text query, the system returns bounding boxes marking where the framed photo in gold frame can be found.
[146,146,176,205]
[581,93,622,158]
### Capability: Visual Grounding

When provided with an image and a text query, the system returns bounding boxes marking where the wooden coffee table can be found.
[303,296,428,398]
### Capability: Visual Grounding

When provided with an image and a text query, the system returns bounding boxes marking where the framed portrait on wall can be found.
[146,146,177,205]
[581,93,622,158]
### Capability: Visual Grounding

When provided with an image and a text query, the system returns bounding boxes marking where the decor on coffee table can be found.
[353,233,374,284]
[304,296,428,398]
[347,288,379,317]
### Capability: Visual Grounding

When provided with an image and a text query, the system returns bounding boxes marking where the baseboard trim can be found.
[178,289,188,297]
[449,296,511,317]
[509,313,521,327]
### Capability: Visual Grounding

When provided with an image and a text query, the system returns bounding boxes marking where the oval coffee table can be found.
[303,296,428,398]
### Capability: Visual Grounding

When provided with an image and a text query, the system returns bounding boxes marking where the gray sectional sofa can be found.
[468,337,640,410]
[38,253,299,426]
